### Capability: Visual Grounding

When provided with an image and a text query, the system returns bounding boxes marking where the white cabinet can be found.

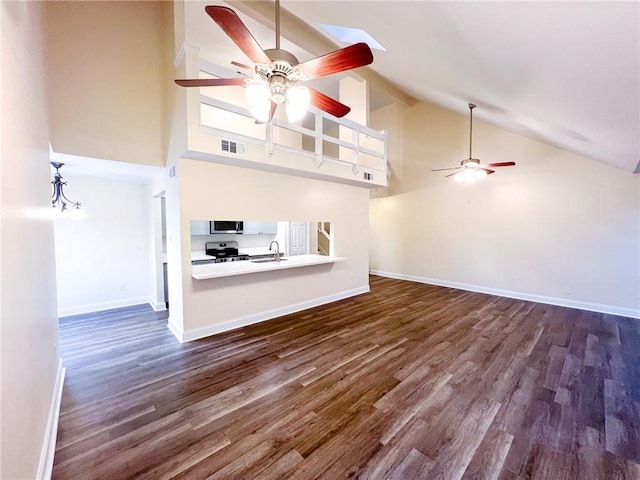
[244,221,277,235]
[190,221,210,236]
[243,221,260,235]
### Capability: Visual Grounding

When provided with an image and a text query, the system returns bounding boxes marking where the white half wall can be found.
[54,176,156,316]
[370,101,640,317]
[166,159,370,339]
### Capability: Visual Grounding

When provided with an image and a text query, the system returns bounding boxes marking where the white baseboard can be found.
[172,286,370,343]
[58,296,153,317]
[37,358,65,480]
[370,270,640,319]
[167,316,184,342]
[149,297,167,312]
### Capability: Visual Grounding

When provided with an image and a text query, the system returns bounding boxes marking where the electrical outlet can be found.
[422,264,428,272]
[565,287,572,295]
[243,294,249,304]
[119,283,126,291]
[510,276,516,284]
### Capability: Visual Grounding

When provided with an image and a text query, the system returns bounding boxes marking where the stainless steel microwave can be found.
[210,220,243,234]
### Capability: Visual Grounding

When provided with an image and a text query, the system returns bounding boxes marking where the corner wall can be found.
[370,101,640,317]
[1,2,62,478]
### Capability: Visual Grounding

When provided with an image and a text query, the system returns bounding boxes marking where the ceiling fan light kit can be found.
[432,103,516,183]
[453,168,488,184]
[175,1,374,124]
[285,85,311,122]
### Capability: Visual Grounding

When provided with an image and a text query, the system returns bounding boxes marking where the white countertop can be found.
[192,254,345,280]
[191,250,214,261]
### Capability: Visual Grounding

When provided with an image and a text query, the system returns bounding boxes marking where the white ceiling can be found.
[52,151,164,183]
[219,0,639,173]
[56,1,639,176]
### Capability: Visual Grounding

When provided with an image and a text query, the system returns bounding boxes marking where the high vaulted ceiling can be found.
[216,0,639,173]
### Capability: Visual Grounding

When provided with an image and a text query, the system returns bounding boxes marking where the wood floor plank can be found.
[389,448,435,479]
[422,396,502,480]
[461,425,514,480]
[53,276,640,479]
[605,378,640,464]
[358,417,431,479]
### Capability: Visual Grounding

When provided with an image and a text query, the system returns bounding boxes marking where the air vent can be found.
[220,139,245,156]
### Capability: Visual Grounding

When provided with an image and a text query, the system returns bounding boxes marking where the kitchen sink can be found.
[250,258,287,264]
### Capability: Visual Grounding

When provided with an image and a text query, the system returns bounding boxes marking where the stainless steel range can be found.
[203,241,249,263]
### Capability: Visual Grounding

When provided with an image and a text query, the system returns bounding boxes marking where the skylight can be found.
[319,24,386,51]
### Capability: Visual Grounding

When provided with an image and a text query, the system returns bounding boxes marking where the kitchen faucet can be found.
[269,240,281,262]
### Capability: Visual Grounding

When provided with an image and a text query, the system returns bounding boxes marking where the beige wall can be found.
[370,101,640,317]
[167,159,370,338]
[371,102,404,198]
[1,2,61,478]
[45,1,169,166]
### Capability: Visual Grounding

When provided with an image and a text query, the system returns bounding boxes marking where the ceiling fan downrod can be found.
[468,102,476,160]
[275,0,281,50]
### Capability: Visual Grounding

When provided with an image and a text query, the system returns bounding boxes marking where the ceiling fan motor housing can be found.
[461,158,481,168]
[257,49,306,104]
[265,48,299,66]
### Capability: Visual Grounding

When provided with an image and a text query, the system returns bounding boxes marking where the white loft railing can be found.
[187,56,388,185]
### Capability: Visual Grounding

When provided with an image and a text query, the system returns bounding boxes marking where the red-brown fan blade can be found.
[205,6,271,64]
[308,88,351,118]
[297,42,373,80]
[255,102,278,124]
[482,162,516,168]
[480,168,496,175]
[231,60,252,70]
[431,166,462,172]
[175,78,246,87]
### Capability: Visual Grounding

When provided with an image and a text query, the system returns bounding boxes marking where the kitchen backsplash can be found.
[190,233,276,252]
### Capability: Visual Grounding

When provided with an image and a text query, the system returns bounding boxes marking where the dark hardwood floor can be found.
[53,275,640,479]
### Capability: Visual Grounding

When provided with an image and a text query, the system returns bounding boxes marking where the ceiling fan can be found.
[175,1,374,124]
[432,103,516,182]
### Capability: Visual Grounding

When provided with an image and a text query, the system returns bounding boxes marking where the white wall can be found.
[190,232,277,252]
[166,159,370,340]
[0,2,62,478]
[54,176,156,316]
[370,101,640,317]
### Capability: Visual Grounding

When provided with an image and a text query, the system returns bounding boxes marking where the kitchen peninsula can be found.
[192,254,345,279]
